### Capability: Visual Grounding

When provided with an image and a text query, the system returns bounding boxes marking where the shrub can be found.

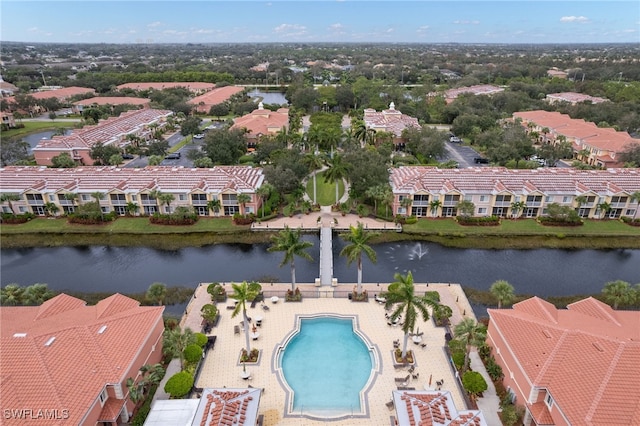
[404,216,418,224]
[457,216,500,226]
[285,287,302,302]
[485,357,504,381]
[184,344,203,364]
[149,207,198,225]
[240,348,260,363]
[462,371,488,400]
[621,216,640,226]
[193,333,208,348]
[232,213,255,225]
[164,371,194,398]
[1,212,34,224]
[477,344,492,361]
[452,351,466,370]
[500,403,519,426]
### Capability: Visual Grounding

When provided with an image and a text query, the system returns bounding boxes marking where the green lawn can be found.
[2,121,78,139]
[306,171,345,206]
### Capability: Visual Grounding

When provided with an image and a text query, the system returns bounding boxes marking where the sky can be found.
[1,1,639,44]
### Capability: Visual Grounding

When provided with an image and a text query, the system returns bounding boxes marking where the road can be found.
[444,141,488,168]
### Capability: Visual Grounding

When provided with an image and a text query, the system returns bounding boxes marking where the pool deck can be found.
[179,282,500,425]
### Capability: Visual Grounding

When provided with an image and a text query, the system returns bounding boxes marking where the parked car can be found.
[122,153,134,160]
[193,134,204,139]
[165,152,181,160]
[449,136,463,143]
[474,157,489,164]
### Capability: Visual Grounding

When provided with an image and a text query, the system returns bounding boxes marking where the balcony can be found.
[191,199,208,206]
[27,199,44,206]
[141,200,157,206]
[110,200,127,206]
[412,200,429,207]
[610,202,628,208]
[494,201,511,207]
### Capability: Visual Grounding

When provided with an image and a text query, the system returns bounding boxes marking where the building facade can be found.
[230,102,289,150]
[390,166,640,219]
[0,165,264,217]
[32,108,173,166]
[363,102,421,149]
[486,297,640,425]
[0,293,164,425]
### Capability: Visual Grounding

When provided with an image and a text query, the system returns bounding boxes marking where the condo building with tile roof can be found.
[513,110,639,168]
[72,96,151,114]
[486,297,640,426]
[545,92,608,105]
[0,293,164,425]
[0,165,264,217]
[32,108,173,166]
[188,86,245,114]
[392,390,487,426]
[363,102,421,148]
[441,85,504,104]
[230,102,289,149]
[116,82,216,94]
[389,166,640,219]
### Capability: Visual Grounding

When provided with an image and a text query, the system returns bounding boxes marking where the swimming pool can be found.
[274,314,380,420]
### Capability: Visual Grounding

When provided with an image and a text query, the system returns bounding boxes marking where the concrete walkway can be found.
[319,224,333,285]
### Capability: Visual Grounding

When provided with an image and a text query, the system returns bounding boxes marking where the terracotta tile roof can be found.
[546,92,608,104]
[0,165,264,195]
[392,390,487,426]
[363,103,420,137]
[444,84,504,100]
[98,397,126,422]
[528,401,554,425]
[488,297,640,425]
[188,86,245,112]
[231,103,289,139]
[116,82,216,93]
[73,96,151,107]
[29,86,96,101]
[0,293,164,426]
[192,388,261,426]
[389,166,640,197]
[32,109,172,151]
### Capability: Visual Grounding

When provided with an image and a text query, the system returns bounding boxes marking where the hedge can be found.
[164,371,194,398]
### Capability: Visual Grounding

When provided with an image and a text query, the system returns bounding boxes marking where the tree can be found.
[48,112,57,121]
[148,155,164,166]
[456,200,475,218]
[126,202,139,216]
[146,282,167,305]
[237,193,251,215]
[0,138,30,166]
[490,280,515,308]
[201,304,218,327]
[630,191,640,214]
[268,226,314,291]
[454,318,487,373]
[202,128,247,165]
[429,199,441,218]
[230,280,262,353]
[366,184,391,216]
[256,183,274,218]
[51,152,76,168]
[381,271,440,359]
[324,153,350,205]
[602,280,633,309]
[180,116,202,136]
[597,201,612,219]
[462,371,488,401]
[207,282,225,302]
[162,327,195,369]
[302,150,324,204]
[91,191,105,220]
[1,193,21,214]
[90,142,121,165]
[109,153,124,166]
[0,284,26,306]
[194,157,213,168]
[339,222,379,294]
[619,143,640,167]
[510,201,526,219]
[183,344,203,364]
[164,371,194,398]
[44,202,59,217]
[207,198,221,216]
[209,103,229,119]
[157,193,175,214]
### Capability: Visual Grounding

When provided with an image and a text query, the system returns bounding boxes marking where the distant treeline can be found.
[74,71,235,92]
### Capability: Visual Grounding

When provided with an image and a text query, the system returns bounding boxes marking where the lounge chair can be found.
[234,325,240,335]
[395,374,410,384]
[386,400,394,410]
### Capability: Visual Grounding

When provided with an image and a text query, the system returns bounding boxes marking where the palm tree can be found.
[126,202,139,216]
[91,191,105,219]
[146,282,167,306]
[207,198,221,217]
[207,282,226,302]
[381,271,440,359]
[303,149,324,205]
[510,201,526,219]
[24,283,54,305]
[366,184,389,216]
[237,193,251,215]
[489,280,515,308]
[597,201,612,219]
[256,184,274,218]
[0,193,21,214]
[454,318,487,373]
[324,153,350,205]
[63,192,78,212]
[400,197,413,216]
[339,222,378,294]
[44,202,59,217]
[267,226,313,291]
[157,193,175,214]
[230,281,262,353]
[162,327,195,369]
[630,191,640,216]
[0,283,26,306]
[602,280,633,309]
[429,199,441,218]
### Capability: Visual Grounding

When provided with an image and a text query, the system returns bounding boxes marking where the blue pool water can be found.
[280,316,373,416]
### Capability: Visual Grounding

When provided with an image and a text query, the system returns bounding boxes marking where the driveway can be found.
[444,142,489,168]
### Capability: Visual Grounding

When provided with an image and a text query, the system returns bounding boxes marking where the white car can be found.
[193,134,204,139]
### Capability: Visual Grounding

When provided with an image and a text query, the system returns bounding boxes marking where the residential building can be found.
[188,85,245,114]
[230,102,289,149]
[392,390,487,425]
[1,111,17,129]
[441,84,504,104]
[0,165,264,217]
[145,388,262,425]
[0,293,164,425]
[32,108,173,166]
[389,166,640,219]
[363,102,421,149]
[72,96,151,114]
[546,69,568,79]
[486,297,640,426]
[545,92,608,105]
[5,86,96,114]
[514,110,639,168]
[0,76,19,97]
[116,82,215,95]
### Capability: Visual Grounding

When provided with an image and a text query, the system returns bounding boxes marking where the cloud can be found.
[560,16,590,23]
[274,24,307,33]
[453,20,480,25]
[147,21,162,28]
[416,26,430,34]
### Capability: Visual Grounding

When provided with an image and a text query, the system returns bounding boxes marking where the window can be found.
[179,194,186,201]
[480,195,488,202]
[222,194,238,204]
[101,207,109,213]
[411,207,427,217]
[413,194,429,205]
[19,206,26,213]
[99,389,108,405]
[478,207,487,214]
[563,196,571,203]
[398,207,407,215]
[611,196,628,204]
[545,196,552,203]
[131,195,137,201]
[464,195,473,201]
[81,194,90,201]
[545,393,554,409]
[625,209,636,217]
[495,195,511,203]
[443,195,460,205]
[526,195,543,204]
[26,194,44,203]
